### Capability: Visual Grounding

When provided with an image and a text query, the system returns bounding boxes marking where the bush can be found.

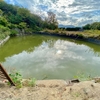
[10,29,18,36]
[0,25,10,39]
[0,17,8,27]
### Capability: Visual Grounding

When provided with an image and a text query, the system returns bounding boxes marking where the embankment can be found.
[0,36,10,46]
[35,31,100,45]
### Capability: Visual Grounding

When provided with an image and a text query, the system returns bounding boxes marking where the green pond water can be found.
[0,34,100,80]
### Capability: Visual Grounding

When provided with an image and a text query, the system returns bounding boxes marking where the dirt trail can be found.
[0,80,100,100]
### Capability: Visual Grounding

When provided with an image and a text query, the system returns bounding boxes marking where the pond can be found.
[0,34,100,80]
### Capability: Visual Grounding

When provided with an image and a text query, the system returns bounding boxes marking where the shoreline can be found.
[0,36,10,47]
[34,31,100,45]
[0,32,100,46]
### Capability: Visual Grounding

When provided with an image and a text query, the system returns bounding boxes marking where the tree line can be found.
[83,22,100,30]
[59,22,100,31]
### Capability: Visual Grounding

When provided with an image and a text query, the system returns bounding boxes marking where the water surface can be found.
[0,34,100,79]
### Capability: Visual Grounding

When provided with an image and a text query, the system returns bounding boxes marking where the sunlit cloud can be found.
[4,0,100,26]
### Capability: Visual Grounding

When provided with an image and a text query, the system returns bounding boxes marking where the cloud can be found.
[4,0,100,26]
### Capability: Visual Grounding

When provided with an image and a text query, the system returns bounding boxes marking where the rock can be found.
[66,79,80,86]
[93,77,100,83]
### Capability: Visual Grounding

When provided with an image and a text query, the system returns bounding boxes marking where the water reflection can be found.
[2,39,100,79]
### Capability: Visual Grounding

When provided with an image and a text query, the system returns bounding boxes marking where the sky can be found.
[4,0,100,27]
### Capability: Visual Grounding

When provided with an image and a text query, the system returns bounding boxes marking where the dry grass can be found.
[42,29,100,40]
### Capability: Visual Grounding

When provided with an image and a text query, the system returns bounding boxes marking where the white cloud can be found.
[4,0,100,26]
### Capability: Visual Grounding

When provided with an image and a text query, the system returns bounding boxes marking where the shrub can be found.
[9,71,22,88]
[28,78,36,87]
[10,29,18,36]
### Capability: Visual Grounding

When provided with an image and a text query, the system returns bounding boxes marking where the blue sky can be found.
[4,0,100,27]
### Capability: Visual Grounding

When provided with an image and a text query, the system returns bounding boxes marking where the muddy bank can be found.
[0,79,100,100]
[0,36,10,46]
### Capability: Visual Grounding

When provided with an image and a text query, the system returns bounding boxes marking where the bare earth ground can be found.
[0,80,100,100]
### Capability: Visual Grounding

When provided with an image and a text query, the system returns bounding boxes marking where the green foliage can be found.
[0,33,6,39]
[0,9,3,16]
[10,29,18,37]
[77,33,84,38]
[9,71,22,88]
[28,78,36,87]
[22,78,36,87]
[0,25,9,32]
[8,71,36,88]
[17,7,30,19]
[83,24,91,30]
[0,0,17,14]
[0,25,10,39]
[0,0,58,34]
[25,28,33,34]
[7,13,22,24]
[18,22,27,29]
[82,30,100,38]
[8,23,17,29]
[54,29,59,33]
[0,16,8,26]
[83,22,100,30]
[90,22,100,30]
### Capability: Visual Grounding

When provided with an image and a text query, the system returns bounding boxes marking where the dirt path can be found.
[0,80,100,100]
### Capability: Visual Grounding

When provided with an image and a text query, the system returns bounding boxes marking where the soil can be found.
[0,79,100,100]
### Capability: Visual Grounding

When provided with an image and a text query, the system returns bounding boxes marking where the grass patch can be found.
[74,73,92,81]
[0,25,10,40]
[8,71,36,88]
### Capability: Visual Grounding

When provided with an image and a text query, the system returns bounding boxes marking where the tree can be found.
[45,12,58,29]
[90,22,100,30]
[18,22,27,29]
[83,24,91,30]
[83,22,100,30]
[0,9,3,16]
[47,12,57,24]
[0,16,8,26]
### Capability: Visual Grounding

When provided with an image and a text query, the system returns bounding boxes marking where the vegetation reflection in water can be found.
[0,34,100,80]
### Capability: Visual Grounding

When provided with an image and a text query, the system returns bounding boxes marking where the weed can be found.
[74,73,92,81]
[74,92,81,97]
[28,78,36,87]
[9,71,22,88]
